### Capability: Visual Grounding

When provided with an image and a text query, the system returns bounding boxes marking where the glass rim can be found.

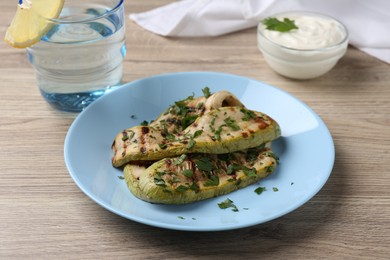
[257,11,349,52]
[45,0,124,24]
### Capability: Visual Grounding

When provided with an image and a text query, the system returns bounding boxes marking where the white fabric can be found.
[129,0,390,64]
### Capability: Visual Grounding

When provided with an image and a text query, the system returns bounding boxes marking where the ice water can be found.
[27,4,126,112]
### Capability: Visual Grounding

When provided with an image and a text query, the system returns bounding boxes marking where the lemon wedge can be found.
[4,0,65,48]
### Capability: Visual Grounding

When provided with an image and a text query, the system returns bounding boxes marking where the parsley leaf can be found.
[254,186,266,195]
[263,17,298,32]
[174,154,187,165]
[202,87,211,98]
[195,157,214,172]
[182,169,193,178]
[205,175,219,187]
[140,120,149,126]
[227,164,257,177]
[224,117,240,131]
[176,185,189,192]
[218,198,239,212]
[240,108,256,121]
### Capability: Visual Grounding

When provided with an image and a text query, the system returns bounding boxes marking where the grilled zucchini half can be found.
[112,106,281,167]
[123,144,278,204]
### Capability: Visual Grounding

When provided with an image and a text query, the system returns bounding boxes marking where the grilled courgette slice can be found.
[112,106,281,167]
[123,144,278,204]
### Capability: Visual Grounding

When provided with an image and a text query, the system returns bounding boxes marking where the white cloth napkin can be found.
[130,0,390,64]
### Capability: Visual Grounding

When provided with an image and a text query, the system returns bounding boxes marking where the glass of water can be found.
[26,0,126,112]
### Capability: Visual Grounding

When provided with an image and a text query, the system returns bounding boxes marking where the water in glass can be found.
[27,1,126,112]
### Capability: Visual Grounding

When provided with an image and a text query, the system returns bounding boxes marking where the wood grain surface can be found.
[1,1,389,259]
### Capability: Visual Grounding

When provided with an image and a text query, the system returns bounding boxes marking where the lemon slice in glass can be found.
[4,0,65,48]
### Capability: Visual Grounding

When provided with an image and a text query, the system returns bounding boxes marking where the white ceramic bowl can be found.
[257,12,349,79]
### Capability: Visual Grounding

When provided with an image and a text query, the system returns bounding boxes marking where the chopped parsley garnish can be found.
[169,94,194,117]
[202,86,211,98]
[177,216,185,219]
[192,130,203,139]
[154,179,166,187]
[174,154,187,165]
[254,186,266,195]
[227,164,257,177]
[154,171,167,187]
[218,198,239,212]
[224,117,240,131]
[186,129,203,149]
[176,185,189,192]
[182,169,193,178]
[204,175,219,186]
[189,182,199,192]
[187,139,196,149]
[195,157,214,172]
[181,114,198,129]
[240,108,256,121]
[117,176,124,180]
[140,120,149,126]
[158,143,168,149]
[121,130,135,142]
[262,17,298,32]
[273,187,279,192]
[265,166,275,173]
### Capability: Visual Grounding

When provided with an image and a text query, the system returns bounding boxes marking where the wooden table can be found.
[1,1,389,259]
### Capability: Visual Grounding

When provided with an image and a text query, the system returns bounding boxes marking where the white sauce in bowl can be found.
[262,14,346,50]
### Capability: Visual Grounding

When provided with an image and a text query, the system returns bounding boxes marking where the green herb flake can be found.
[242,167,257,177]
[177,216,185,220]
[154,179,166,187]
[273,187,279,192]
[174,154,187,166]
[140,120,149,126]
[158,143,168,150]
[176,185,189,192]
[154,172,167,187]
[182,169,193,178]
[265,166,274,173]
[130,114,136,119]
[240,108,257,121]
[192,130,203,139]
[224,117,240,131]
[189,182,199,192]
[227,164,257,177]
[262,17,298,32]
[254,186,267,195]
[202,86,211,98]
[195,157,214,172]
[182,115,198,129]
[118,176,125,180]
[187,139,196,149]
[218,198,239,212]
[205,175,219,187]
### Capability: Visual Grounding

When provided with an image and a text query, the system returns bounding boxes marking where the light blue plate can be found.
[64,72,334,231]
